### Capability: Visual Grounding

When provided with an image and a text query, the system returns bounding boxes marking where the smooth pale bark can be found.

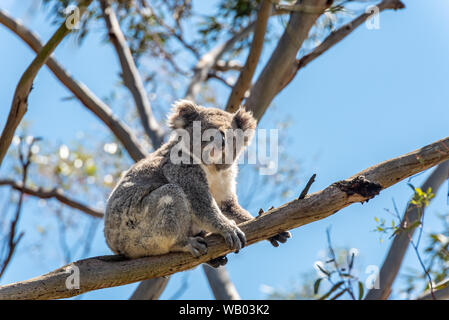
[0,135,448,299]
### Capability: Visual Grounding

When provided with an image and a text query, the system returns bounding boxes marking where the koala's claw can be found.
[207,255,228,268]
[269,231,291,247]
[187,236,208,258]
[222,226,246,252]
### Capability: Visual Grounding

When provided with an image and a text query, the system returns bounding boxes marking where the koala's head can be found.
[168,99,257,169]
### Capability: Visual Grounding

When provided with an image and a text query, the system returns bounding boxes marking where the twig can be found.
[185,21,257,100]
[298,173,317,199]
[0,137,39,279]
[207,72,234,88]
[0,179,104,218]
[407,232,436,300]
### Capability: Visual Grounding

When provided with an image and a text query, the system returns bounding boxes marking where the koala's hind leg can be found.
[171,236,208,258]
[137,184,207,258]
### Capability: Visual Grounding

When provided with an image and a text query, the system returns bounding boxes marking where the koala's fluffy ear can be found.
[168,99,200,129]
[232,107,257,132]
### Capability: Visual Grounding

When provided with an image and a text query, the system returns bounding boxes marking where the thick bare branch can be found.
[0,179,104,219]
[365,160,449,300]
[0,1,92,168]
[100,0,165,148]
[1,135,448,299]
[225,0,271,112]
[0,9,147,162]
[208,72,234,88]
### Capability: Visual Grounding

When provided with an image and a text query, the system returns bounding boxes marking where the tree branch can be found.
[365,160,449,300]
[280,0,406,92]
[0,9,147,162]
[243,0,331,121]
[0,1,92,168]
[100,0,165,148]
[244,0,405,121]
[225,0,271,113]
[0,179,104,219]
[1,135,448,299]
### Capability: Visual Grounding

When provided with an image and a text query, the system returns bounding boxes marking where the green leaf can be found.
[407,183,416,192]
[314,278,322,295]
[349,253,355,270]
[358,281,364,300]
[316,264,331,277]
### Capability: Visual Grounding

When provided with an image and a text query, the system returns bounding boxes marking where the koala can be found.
[104,99,291,268]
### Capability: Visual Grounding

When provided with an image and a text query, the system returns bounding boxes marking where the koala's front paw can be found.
[207,255,228,268]
[221,222,246,252]
[187,236,208,258]
[269,231,291,247]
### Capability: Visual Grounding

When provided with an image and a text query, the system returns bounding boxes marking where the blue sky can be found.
[0,0,449,299]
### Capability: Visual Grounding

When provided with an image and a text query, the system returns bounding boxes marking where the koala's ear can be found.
[168,99,200,129]
[232,107,257,131]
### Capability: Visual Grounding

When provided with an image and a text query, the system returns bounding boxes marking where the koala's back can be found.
[104,147,171,255]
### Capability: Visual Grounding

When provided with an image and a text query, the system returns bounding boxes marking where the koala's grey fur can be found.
[104,100,290,264]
